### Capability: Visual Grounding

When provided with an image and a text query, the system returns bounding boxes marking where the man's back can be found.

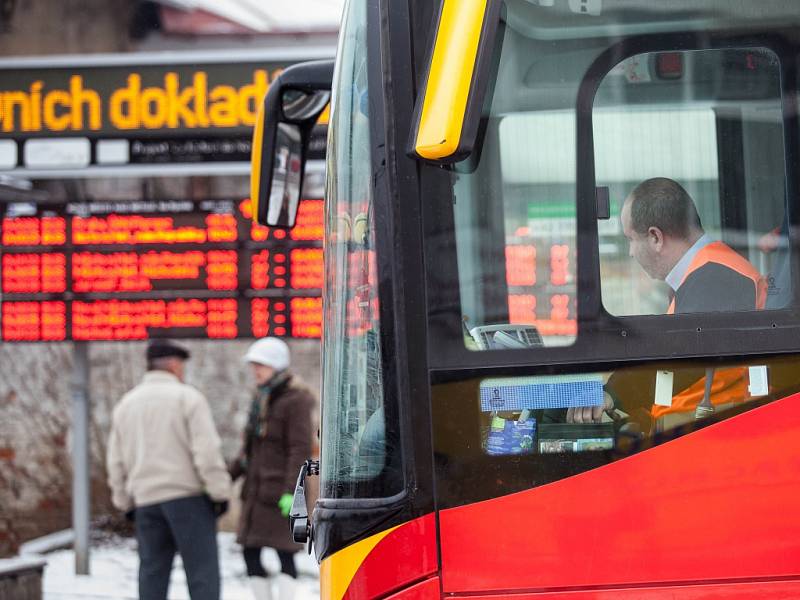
[671,241,765,314]
[108,370,230,511]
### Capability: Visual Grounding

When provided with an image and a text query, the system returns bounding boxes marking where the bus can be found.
[250,1,800,598]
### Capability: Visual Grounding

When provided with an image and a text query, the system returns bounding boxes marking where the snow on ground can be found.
[43,532,320,600]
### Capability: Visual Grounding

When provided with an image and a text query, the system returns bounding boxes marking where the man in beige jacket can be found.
[107,339,232,600]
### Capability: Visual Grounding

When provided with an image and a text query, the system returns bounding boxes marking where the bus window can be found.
[593,47,789,316]
[320,0,399,498]
[440,42,800,467]
[428,5,800,500]
[436,352,800,483]
[452,26,580,351]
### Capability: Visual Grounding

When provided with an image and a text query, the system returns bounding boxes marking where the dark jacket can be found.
[231,375,314,551]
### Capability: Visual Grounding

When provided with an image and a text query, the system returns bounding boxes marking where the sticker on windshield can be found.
[479,374,604,412]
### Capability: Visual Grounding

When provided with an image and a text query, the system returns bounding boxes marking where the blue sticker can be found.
[479,375,604,412]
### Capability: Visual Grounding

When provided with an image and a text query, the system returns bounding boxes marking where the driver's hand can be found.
[566,392,614,424]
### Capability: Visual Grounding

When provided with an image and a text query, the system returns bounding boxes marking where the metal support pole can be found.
[71,342,91,575]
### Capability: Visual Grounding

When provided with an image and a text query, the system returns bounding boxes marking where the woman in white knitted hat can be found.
[229,337,314,600]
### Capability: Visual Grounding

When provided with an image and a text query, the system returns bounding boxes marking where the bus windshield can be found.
[320,0,400,499]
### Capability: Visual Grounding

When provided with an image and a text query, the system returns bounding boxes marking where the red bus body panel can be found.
[439,393,800,594]
[449,579,800,599]
[384,577,440,600]
[337,513,437,600]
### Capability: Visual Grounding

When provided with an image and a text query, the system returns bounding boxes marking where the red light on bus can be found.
[656,52,683,80]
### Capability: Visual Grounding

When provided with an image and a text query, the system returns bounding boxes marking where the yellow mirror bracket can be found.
[411,0,501,162]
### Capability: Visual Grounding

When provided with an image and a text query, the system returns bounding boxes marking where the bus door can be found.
[414,1,800,597]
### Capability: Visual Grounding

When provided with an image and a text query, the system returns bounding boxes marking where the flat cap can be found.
[146,339,190,361]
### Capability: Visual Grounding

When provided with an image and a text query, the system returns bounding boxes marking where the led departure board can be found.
[0,198,324,342]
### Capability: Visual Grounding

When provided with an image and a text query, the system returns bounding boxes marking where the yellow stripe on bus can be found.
[250,98,266,224]
[319,525,399,600]
[414,0,488,160]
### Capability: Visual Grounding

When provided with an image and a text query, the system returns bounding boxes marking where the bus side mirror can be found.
[251,59,334,228]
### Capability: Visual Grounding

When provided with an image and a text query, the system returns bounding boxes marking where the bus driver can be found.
[567,177,766,428]
[620,177,765,315]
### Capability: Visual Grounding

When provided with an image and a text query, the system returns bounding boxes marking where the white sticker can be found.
[748,366,769,397]
[96,139,130,165]
[0,140,17,169]
[568,0,602,16]
[654,370,674,407]
[24,138,90,169]
[623,56,652,83]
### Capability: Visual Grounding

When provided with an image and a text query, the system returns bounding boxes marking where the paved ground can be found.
[43,532,320,600]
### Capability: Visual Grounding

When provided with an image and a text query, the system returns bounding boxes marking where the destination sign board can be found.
[0,50,332,172]
[0,197,323,342]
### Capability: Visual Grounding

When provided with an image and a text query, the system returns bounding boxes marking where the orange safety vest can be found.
[653,241,766,419]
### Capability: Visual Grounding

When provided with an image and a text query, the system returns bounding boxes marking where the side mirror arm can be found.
[289,459,319,545]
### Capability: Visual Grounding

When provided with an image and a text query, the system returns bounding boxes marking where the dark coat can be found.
[232,376,314,551]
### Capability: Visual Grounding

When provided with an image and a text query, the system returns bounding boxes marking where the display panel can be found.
[0,197,323,341]
[0,54,331,173]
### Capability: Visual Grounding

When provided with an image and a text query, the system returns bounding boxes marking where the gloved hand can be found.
[125,509,136,523]
[212,500,229,518]
[278,493,293,518]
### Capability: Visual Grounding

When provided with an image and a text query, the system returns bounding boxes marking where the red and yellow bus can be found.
[251,0,800,598]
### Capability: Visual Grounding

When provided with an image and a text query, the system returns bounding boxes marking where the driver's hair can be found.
[627,177,703,239]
